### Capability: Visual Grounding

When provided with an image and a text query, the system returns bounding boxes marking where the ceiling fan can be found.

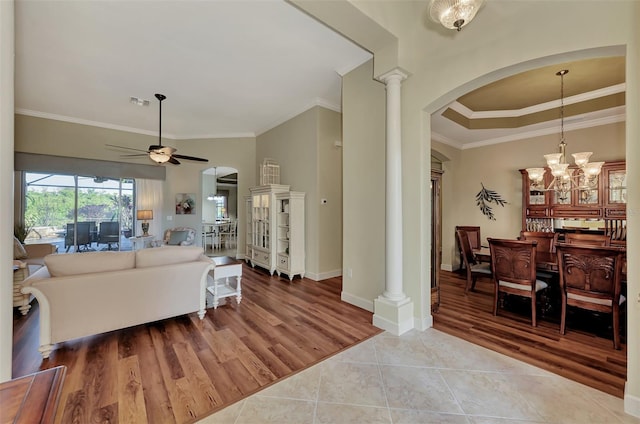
[107,93,209,165]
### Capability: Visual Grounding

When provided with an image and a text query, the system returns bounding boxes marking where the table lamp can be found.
[137,210,153,236]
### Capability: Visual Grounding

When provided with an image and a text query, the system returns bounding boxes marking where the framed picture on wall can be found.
[176,193,196,215]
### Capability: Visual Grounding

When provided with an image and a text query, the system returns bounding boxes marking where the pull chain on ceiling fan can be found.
[106,93,209,165]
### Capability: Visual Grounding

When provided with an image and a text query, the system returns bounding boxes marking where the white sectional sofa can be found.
[21,246,214,358]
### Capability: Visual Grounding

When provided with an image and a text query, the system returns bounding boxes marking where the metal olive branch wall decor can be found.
[476,183,508,220]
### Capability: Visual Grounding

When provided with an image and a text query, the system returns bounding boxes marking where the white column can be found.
[373,68,414,335]
[383,70,406,301]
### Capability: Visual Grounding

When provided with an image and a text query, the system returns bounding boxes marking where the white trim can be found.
[431,106,626,150]
[15,108,256,140]
[372,313,413,336]
[305,268,342,281]
[414,315,433,331]
[441,263,454,272]
[624,388,640,419]
[255,98,340,136]
[341,291,373,312]
[449,83,626,119]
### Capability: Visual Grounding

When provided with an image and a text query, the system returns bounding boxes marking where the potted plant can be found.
[14,223,33,244]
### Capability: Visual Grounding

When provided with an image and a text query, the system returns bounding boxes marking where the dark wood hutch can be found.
[519,160,626,243]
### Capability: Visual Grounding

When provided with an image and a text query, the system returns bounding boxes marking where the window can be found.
[23,172,134,251]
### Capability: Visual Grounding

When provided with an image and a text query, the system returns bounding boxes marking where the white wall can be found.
[0,0,14,381]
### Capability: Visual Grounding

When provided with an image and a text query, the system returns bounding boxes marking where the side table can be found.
[129,235,155,250]
[207,256,242,309]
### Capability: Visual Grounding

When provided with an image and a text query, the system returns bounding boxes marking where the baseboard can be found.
[306,268,342,281]
[372,313,414,336]
[441,263,453,272]
[624,387,640,418]
[341,291,373,312]
[414,314,434,331]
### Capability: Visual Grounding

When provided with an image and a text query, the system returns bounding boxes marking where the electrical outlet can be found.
[347,268,353,278]
[167,215,173,221]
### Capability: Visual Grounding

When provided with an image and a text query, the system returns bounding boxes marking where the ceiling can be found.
[14,0,372,140]
[15,1,625,149]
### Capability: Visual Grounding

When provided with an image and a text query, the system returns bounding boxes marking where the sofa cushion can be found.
[45,251,136,277]
[167,230,189,245]
[13,237,28,259]
[135,246,205,268]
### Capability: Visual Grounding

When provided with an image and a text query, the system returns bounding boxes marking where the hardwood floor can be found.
[433,270,628,398]
[12,263,382,424]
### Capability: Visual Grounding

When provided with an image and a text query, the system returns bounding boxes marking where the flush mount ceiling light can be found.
[429,0,485,31]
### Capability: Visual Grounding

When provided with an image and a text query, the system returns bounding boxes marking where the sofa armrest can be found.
[24,243,58,259]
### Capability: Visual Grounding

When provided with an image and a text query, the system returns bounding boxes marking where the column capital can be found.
[376,67,410,84]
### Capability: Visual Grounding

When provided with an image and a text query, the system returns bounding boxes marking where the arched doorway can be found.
[202,166,238,257]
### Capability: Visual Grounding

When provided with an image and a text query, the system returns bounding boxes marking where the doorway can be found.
[202,166,239,257]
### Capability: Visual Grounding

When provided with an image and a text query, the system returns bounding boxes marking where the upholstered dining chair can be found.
[555,242,626,349]
[455,225,482,270]
[488,238,548,327]
[564,233,611,246]
[456,229,492,294]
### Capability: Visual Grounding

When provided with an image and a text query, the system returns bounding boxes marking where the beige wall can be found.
[316,0,639,411]
[435,122,626,270]
[342,59,386,310]
[256,106,343,280]
[14,115,256,253]
[317,107,343,276]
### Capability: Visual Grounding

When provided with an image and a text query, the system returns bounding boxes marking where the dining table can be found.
[473,247,559,273]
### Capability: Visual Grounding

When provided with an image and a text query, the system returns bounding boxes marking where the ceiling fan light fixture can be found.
[429,0,484,31]
[149,151,170,163]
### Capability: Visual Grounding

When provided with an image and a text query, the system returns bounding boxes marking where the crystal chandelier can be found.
[428,0,485,31]
[525,70,603,201]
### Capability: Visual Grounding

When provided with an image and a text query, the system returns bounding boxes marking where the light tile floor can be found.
[196,328,640,424]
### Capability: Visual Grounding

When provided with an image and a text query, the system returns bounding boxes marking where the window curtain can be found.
[135,179,164,239]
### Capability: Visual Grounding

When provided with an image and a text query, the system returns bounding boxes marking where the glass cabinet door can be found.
[608,169,627,204]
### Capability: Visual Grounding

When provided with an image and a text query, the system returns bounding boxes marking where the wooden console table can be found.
[0,366,66,424]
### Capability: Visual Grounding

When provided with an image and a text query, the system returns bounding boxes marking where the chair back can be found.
[99,222,120,243]
[564,233,611,246]
[488,238,537,288]
[555,243,624,311]
[456,229,479,268]
[456,226,481,249]
[519,231,559,253]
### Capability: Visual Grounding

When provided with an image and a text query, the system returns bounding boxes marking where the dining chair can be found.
[555,243,626,349]
[456,229,492,294]
[488,238,548,326]
[519,231,559,282]
[455,225,482,269]
[564,233,611,246]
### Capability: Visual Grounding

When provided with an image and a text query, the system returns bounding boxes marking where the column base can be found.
[373,295,414,335]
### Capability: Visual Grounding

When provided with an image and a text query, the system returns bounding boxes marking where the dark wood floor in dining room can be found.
[433,270,628,398]
[12,264,382,424]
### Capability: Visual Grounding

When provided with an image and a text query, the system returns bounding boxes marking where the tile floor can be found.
[196,328,640,424]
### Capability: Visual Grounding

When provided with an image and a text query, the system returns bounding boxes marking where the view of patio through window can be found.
[23,172,135,252]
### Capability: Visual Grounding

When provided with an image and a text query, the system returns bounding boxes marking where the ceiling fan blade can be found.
[168,156,181,165]
[172,154,209,162]
[120,153,149,157]
[105,144,150,153]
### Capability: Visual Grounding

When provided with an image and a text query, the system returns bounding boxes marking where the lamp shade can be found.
[137,210,153,220]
